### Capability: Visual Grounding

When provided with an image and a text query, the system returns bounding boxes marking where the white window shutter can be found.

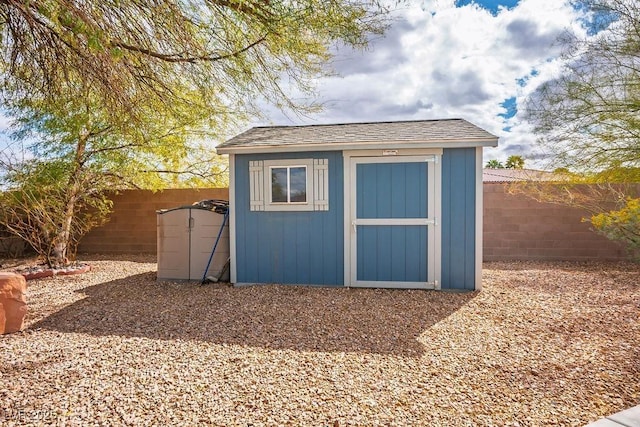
[313,159,329,211]
[249,161,264,211]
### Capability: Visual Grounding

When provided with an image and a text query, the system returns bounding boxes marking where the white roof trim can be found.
[216,138,498,154]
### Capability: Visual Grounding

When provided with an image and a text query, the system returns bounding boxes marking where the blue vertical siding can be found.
[234,147,478,290]
[441,147,477,290]
[234,152,344,286]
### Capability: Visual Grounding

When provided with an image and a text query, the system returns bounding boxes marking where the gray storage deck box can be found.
[157,206,229,281]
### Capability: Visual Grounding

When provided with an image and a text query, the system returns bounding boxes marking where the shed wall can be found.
[441,147,477,290]
[234,152,344,285]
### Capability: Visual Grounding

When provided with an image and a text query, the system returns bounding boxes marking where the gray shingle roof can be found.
[217,119,498,153]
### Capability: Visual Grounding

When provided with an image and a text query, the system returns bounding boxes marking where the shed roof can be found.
[216,118,498,154]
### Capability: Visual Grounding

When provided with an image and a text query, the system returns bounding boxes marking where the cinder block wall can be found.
[483,184,628,261]
[79,185,630,260]
[79,188,228,254]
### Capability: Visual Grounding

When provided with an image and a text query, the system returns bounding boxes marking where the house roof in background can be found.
[483,168,558,183]
[216,119,498,153]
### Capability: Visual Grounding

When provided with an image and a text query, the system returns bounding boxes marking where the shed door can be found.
[157,209,190,280]
[349,156,440,289]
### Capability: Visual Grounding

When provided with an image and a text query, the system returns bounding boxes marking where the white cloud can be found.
[0,0,590,170]
[254,0,589,168]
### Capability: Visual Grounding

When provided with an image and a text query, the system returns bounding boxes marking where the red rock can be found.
[0,305,5,334]
[56,264,91,276]
[21,269,54,280]
[0,272,27,334]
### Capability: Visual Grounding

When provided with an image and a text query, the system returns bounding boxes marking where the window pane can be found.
[271,168,288,202]
[289,167,307,202]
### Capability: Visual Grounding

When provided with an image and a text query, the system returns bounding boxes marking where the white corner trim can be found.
[343,153,352,287]
[475,147,483,291]
[433,153,442,290]
[229,154,237,284]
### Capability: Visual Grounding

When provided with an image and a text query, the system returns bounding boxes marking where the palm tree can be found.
[505,155,525,169]
[485,159,504,169]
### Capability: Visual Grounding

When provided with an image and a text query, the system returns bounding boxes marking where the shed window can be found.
[271,166,307,203]
[249,159,329,212]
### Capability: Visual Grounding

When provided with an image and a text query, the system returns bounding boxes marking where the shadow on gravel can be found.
[32,272,476,357]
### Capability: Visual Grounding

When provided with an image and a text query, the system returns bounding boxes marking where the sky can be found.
[252,0,592,167]
[0,0,593,168]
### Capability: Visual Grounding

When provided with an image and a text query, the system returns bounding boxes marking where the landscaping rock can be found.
[1,257,639,425]
[0,272,27,334]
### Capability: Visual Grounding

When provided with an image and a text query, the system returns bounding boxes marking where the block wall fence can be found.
[482,184,627,261]
[75,185,628,261]
[79,188,229,254]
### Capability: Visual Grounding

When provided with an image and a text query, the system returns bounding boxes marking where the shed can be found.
[216,119,498,290]
[157,206,229,281]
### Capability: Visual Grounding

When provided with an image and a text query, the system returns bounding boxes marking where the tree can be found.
[524,0,640,255]
[505,155,525,169]
[0,0,389,265]
[591,198,640,259]
[526,0,640,176]
[485,159,504,169]
[0,0,388,122]
[0,84,229,265]
[0,159,112,266]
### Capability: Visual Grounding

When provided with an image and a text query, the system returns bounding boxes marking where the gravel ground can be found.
[1,256,639,426]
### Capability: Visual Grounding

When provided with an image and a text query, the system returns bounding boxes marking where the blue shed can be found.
[216,119,498,290]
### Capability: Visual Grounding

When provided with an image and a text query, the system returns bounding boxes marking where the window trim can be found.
[263,159,314,211]
[268,165,309,204]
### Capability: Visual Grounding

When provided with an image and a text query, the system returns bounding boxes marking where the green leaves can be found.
[485,160,504,169]
[0,0,390,264]
[0,79,230,264]
[485,156,525,169]
[505,155,525,169]
[526,0,640,176]
[523,0,640,256]
[0,156,114,266]
[0,0,389,122]
[591,197,640,259]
